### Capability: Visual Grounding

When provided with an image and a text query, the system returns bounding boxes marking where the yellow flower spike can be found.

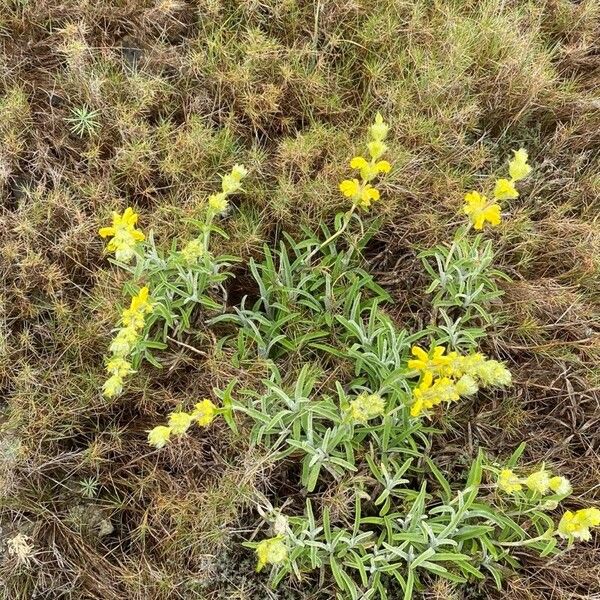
[494,178,519,201]
[148,425,172,449]
[369,112,389,142]
[192,399,217,427]
[255,536,288,572]
[99,207,145,263]
[129,286,152,313]
[509,148,532,181]
[549,476,572,496]
[348,393,385,424]
[350,156,369,170]
[497,469,523,494]
[557,508,600,541]
[431,346,448,364]
[407,346,430,371]
[410,398,424,418]
[350,156,380,181]
[102,374,124,398]
[367,140,387,160]
[525,469,551,494]
[579,508,600,527]
[420,371,434,389]
[339,179,360,198]
[208,192,228,213]
[167,412,193,436]
[463,191,502,230]
[473,359,512,387]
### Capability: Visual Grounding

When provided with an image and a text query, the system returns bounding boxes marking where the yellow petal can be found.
[350,156,369,170]
[98,226,115,238]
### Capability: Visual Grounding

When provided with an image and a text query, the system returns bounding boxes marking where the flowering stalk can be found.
[102,286,153,397]
[407,345,512,417]
[463,149,531,231]
[305,113,392,263]
[98,165,248,400]
[147,398,219,448]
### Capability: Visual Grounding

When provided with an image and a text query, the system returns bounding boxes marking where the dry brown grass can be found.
[0,0,599,598]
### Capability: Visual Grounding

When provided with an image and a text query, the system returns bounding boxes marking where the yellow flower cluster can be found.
[463,149,531,230]
[557,508,600,542]
[147,398,218,448]
[339,113,391,210]
[103,287,153,398]
[180,238,205,264]
[497,466,572,496]
[408,345,512,417]
[207,164,248,214]
[99,207,145,262]
[347,393,385,424]
[255,536,288,572]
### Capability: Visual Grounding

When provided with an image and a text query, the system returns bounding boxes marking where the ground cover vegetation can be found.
[0,1,599,599]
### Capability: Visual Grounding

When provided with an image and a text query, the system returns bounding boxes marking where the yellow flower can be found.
[339,178,360,198]
[192,399,217,427]
[108,325,140,356]
[367,140,387,160]
[525,469,551,494]
[579,508,600,527]
[407,345,450,374]
[369,112,389,142]
[549,476,572,496]
[129,286,152,313]
[255,537,287,572]
[208,192,228,213]
[455,374,478,396]
[348,393,385,423]
[440,352,511,387]
[122,287,153,329]
[472,359,512,387]
[509,148,531,181]
[230,164,248,181]
[350,156,369,170]
[148,425,172,449]
[497,469,523,494]
[494,178,519,200]
[358,185,380,209]
[106,356,133,378]
[221,174,242,195]
[180,238,205,264]
[557,508,600,541]
[99,207,145,262]
[410,374,460,417]
[463,191,502,230]
[168,412,193,435]
[102,374,124,398]
[376,160,391,174]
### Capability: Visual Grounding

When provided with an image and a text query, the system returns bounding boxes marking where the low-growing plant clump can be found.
[96,116,597,599]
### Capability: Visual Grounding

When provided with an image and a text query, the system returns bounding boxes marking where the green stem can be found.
[305,204,357,264]
[498,532,553,547]
[203,210,215,251]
